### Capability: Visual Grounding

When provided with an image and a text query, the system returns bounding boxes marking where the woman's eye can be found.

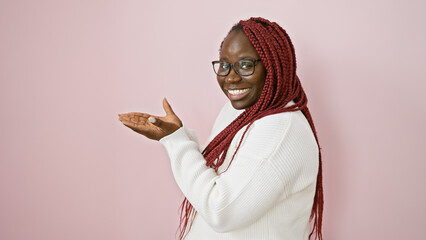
[220,63,230,69]
[240,61,254,69]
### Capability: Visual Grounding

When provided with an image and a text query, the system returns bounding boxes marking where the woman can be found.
[118,17,323,240]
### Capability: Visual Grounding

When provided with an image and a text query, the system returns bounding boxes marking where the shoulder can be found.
[241,109,318,164]
[239,110,294,158]
[251,109,314,140]
[239,110,319,189]
[248,99,315,144]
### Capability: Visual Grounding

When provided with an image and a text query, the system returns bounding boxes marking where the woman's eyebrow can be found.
[239,55,257,59]
[219,56,257,61]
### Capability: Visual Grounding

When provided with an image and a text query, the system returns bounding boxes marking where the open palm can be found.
[118,98,183,141]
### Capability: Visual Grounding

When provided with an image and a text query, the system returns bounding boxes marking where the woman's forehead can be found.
[220,31,258,59]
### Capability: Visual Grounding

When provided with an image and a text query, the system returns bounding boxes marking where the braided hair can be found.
[178,17,323,240]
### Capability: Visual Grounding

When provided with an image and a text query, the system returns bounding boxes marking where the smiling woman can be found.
[119,17,323,240]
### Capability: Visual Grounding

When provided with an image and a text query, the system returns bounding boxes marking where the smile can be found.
[226,88,250,101]
[228,88,249,95]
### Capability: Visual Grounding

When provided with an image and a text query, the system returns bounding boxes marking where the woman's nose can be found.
[225,67,242,83]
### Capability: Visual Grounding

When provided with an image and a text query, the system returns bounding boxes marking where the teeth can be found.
[228,89,249,95]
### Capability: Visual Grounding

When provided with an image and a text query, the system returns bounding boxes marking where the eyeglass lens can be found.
[213,60,256,76]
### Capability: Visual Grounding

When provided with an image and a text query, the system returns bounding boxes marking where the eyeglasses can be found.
[212,59,261,77]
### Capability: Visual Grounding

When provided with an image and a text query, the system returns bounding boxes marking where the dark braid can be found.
[178,17,323,240]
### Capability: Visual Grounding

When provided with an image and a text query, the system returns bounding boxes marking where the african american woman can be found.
[118,17,324,240]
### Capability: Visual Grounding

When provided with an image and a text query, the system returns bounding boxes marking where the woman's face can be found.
[217,30,266,110]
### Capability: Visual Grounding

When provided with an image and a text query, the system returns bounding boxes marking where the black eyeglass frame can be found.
[211,59,262,77]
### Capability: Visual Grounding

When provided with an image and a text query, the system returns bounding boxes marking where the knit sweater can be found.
[159,101,319,240]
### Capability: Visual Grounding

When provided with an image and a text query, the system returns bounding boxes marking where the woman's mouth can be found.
[227,88,250,100]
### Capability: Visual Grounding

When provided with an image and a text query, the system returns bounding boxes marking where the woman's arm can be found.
[159,111,319,233]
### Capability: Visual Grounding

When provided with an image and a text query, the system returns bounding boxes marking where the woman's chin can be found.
[229,100,251,110]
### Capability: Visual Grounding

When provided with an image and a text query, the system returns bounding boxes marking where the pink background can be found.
[1,0,425,239]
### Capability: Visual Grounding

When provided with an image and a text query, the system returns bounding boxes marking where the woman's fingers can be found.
[131,112,151,118]
[120,112,150,121]
[118,114,131,124]
[162,98,176,116]
[119,113,141,128]
[119,113,154,125]
[161,98,183,127]
[118,114,138,130]
[119,112,160,131]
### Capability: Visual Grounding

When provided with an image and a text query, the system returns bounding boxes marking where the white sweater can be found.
[159,101,319,240]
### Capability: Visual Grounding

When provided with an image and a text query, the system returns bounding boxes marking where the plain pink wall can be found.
[1,0,425,239]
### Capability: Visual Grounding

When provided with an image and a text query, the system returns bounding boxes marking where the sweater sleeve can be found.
[159,111,318,233]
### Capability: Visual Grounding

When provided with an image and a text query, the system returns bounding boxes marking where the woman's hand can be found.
[118,98,183,141]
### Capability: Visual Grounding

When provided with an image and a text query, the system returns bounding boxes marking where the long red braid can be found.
[178,17,323,240]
